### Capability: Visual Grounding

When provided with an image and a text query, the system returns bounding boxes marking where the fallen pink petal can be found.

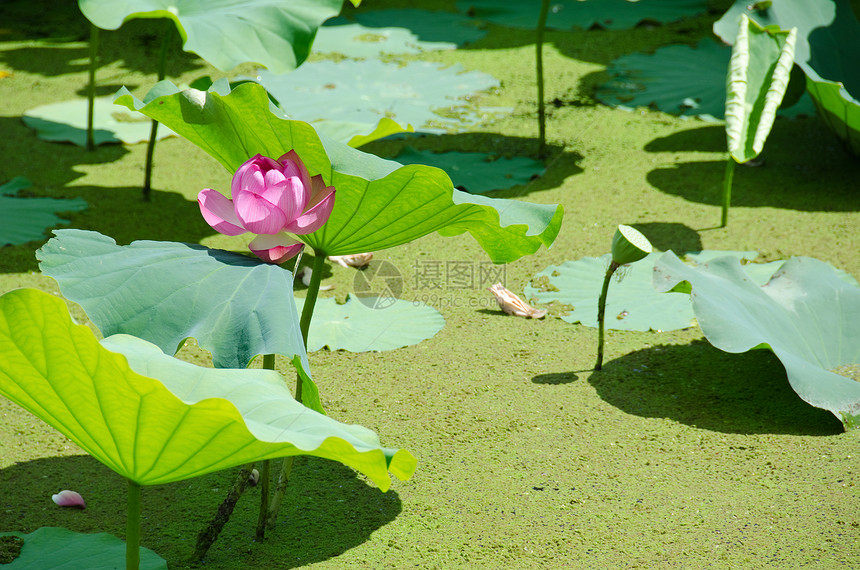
[51,490,86,509]
[328,252,373,268]
[488,283,547,319]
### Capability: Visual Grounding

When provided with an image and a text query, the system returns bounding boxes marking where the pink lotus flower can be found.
[198,151,336,264]
[52,490,86,509]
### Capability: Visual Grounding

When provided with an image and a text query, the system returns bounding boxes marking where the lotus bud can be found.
[248,469,260,487]
[488,283,547,319]
[52,490,86,509]
[610,224,652,266]
[328,253,373,268]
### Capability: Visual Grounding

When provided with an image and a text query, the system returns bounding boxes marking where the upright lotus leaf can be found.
[653,252,860,429]
[22,97,176,146]
[394,147,546,194]
[296,295,445,352]
[0,178,87,246]
[456,0,707,30]
[714,0,860,155]
[114,81,563,262]
[36,229,323,413]
[725,15,796,163]
[0,288,417,486]
[0,528,166,569]
[78,0,344,73]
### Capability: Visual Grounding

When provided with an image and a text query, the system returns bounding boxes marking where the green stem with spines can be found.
[536,0,551,156]
[142,20,172,201]
[595,261,619,371]
[126,479,141,570]
[86,24,99,151]
[721,158,736,228]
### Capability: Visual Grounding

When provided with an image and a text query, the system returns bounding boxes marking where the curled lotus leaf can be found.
[0,288,417,487]
[653,252,860,429]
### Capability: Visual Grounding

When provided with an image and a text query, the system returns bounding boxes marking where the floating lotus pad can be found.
[79,0,347,73]
[296,295,445,352]
[0,527,166,569]
[456,0,707,30]
[654,252,860,429]
[393,147,545,194]
[253,59,502,134]
[0,177,87,246]
[524,251,778,332]
[0,288,417,487]
[22,97,176,146]
[315,10,486,57]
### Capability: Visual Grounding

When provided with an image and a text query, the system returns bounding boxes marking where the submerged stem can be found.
[190,463,256,564]
[142,20,172,201]
[265,251,325,528]
[86,24,99,152]
[721,158,736,228]
[536,0,551,156]
[595,262,619,371]
[126,479,141,570]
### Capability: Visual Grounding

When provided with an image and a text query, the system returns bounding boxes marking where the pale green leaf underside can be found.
[524,251,774,332]
[0,178,87,246]
[296,295,445,352]
[113,81,563,262]
[22,97,175,147]
[653,252,860,429]
[725,15,796,162]
[0,527,166,569]
[78,0,343,73]
[36,229,323,413]
[0,288,417,487]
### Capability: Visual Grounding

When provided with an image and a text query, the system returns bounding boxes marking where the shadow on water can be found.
[0,454,402,569]
[586,339,844,436]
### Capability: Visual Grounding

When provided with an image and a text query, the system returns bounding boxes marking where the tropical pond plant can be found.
[0,287,416,568]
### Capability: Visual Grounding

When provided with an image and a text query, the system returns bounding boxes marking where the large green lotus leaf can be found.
[653,252,860,429]
[0,288,417,486]
[0,178,87,246]
[36,229,323,413]
[523,251,768,332]
[0,527,166,569]
[296,295,444,352]
[714,0,860,155]
[78,0,343,73]
[114,81,563,262]
[254,60,501,133]
[315,10,486,57]
[22,97,175,147]
[394,147,545,194]
[725,15,796,163]
[456,0,707,30]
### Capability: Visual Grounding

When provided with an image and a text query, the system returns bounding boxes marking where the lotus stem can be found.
[720,158,736,228]
[266,251,325,529]
[536,0,551,156]
[126,479,141,570]
[86,24,99,151]
[190,463,256,564]
[142,20,172,201]
[595,261,619,371]
[254,354,276,540]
